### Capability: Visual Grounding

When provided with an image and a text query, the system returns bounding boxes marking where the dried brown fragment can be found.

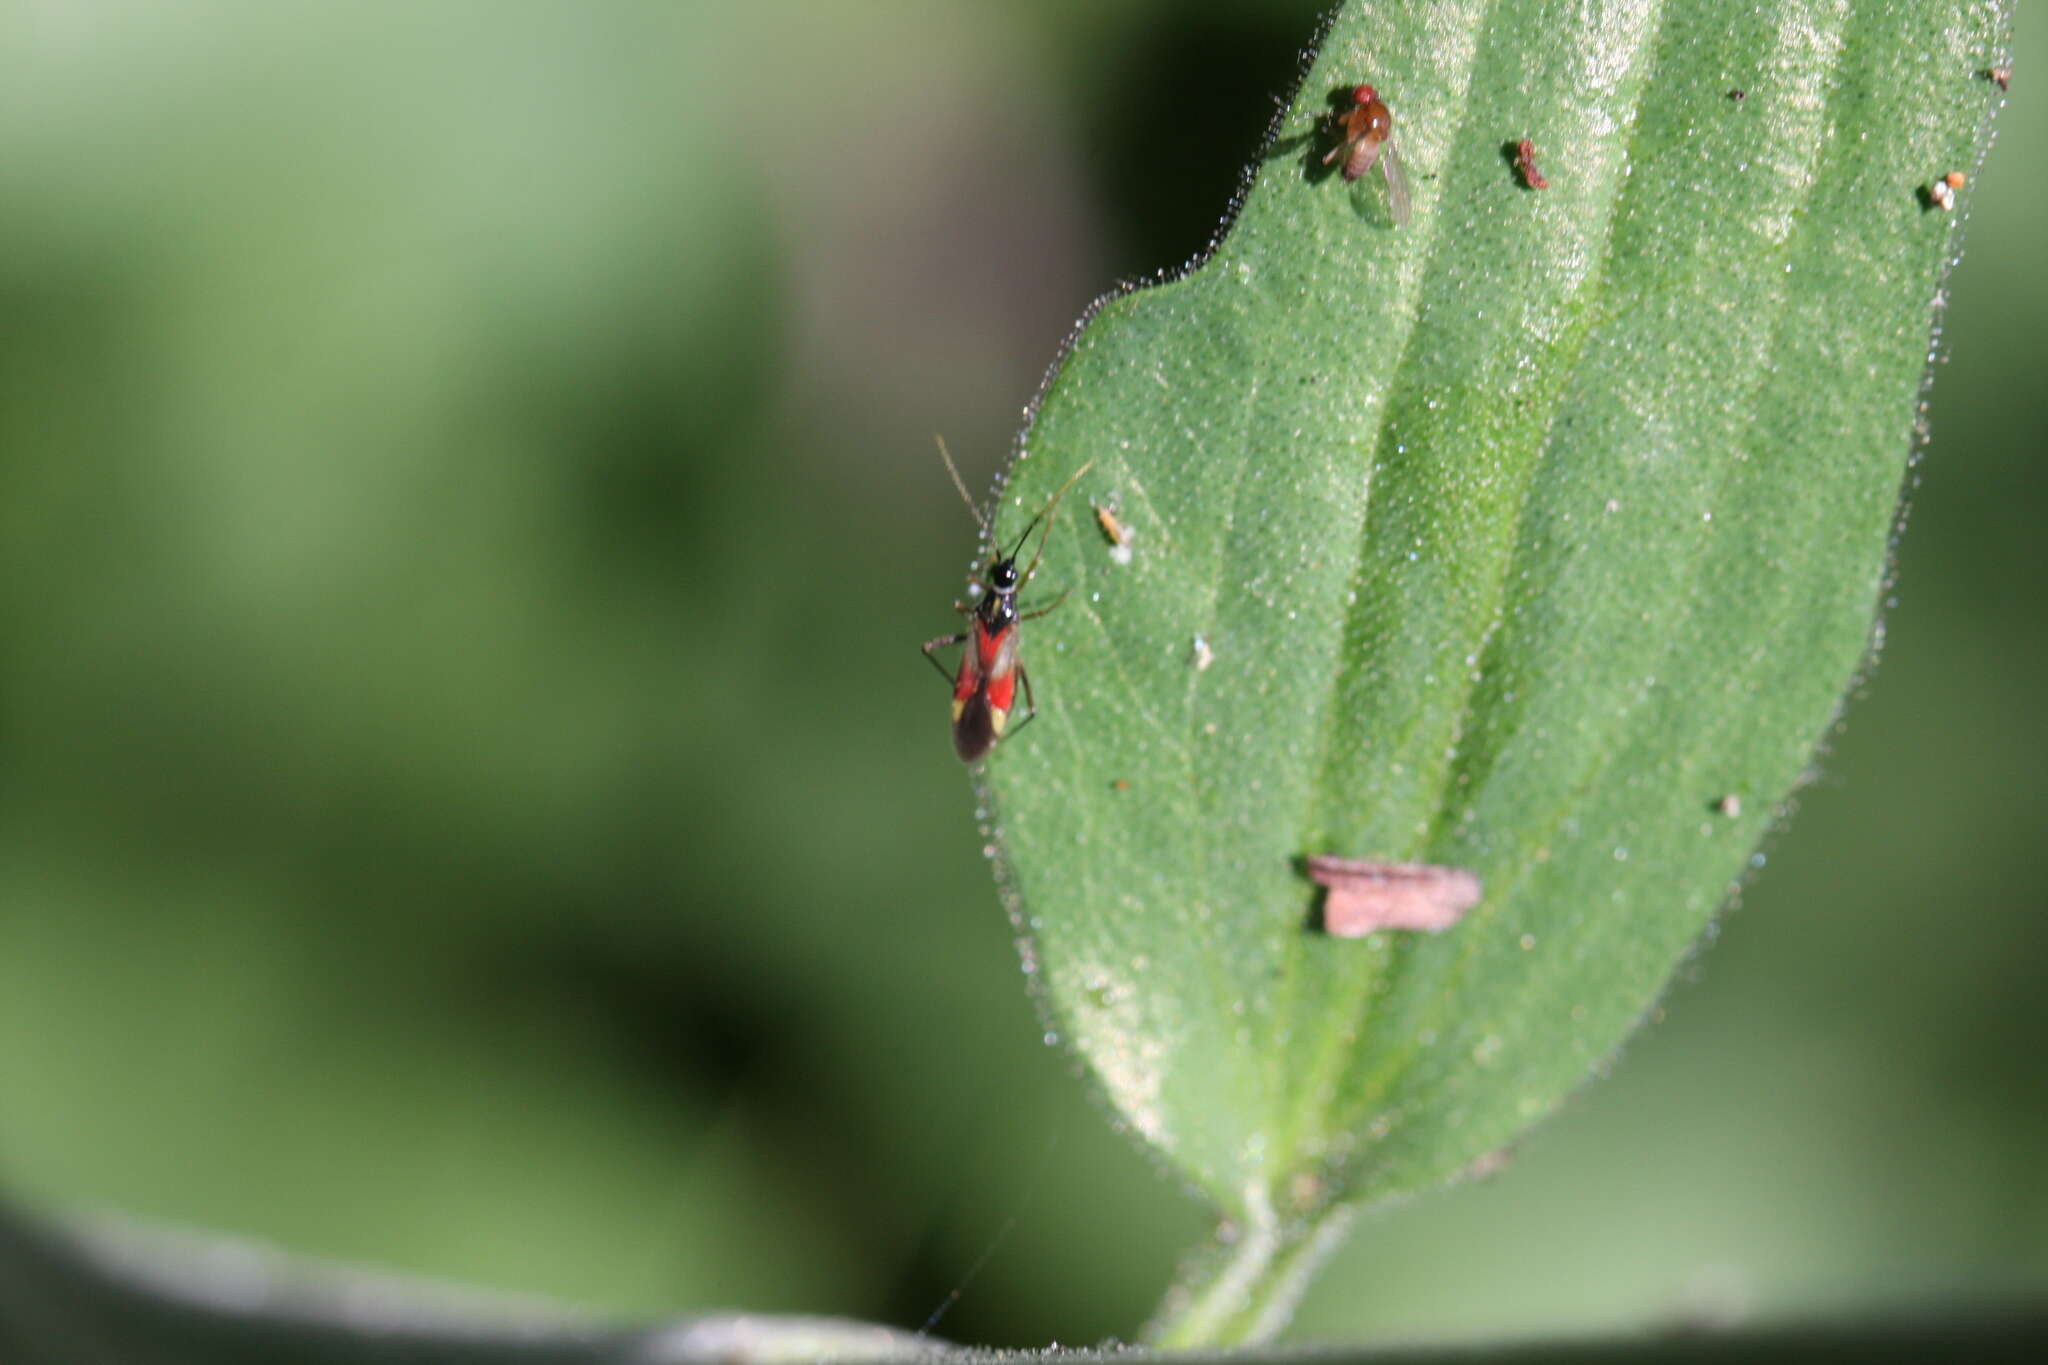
[1092,503,1128,545]
[1306,857,1482,936]
[1092,502,1133,565]
[1513,137,1548,190]
[1986,66,2010,92]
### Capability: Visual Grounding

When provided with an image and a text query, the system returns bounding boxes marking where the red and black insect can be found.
[922,438,1092,762]
[1324,82,1412,226]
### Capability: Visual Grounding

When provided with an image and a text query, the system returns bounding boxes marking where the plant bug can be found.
[1324,82,1412,226]
[922,437,1092,763]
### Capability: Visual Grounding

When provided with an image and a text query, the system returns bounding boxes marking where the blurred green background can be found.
[0,0,2040,1350]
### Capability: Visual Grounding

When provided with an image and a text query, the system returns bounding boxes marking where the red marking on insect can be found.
[922,437,1092,763]
[1324,82,1412,226]
[1513,138,1548,190]
[1305,856,1482,936]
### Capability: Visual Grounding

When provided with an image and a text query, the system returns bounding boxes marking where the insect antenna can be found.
[1010,459,1095,585]
[934,434,993,540]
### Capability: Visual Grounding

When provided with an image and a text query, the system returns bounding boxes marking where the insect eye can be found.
[1354,83,1377,106]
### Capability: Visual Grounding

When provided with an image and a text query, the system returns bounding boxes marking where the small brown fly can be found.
[1324,83,1412,226]
[1305,856,1482,937]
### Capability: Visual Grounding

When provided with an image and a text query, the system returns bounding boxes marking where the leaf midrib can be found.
[1267,0,1675,1182]
[1312,0,1872,1174]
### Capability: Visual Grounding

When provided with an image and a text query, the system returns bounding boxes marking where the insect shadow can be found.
[1264,85,1372,187]
[1289,853,1328,933]
[1499,139,1526,183]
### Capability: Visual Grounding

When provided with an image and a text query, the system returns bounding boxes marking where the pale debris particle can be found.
[1305,857,1482,936]
[1191,633,1215,671]
[1714,793,1742,817]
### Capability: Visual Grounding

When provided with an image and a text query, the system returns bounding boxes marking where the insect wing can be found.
[947,623,983,703]
[951,618,1017,763]
[952,685,999,763]
[979,621,1020,713]
[1378,138,1412,226]
[949,625,993,761]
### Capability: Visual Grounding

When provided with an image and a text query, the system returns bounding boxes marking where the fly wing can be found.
[1342,134,1381,182]
[1379,138,1412,226]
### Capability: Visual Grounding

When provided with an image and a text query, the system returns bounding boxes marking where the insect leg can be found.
[1017,588,1072,623]
[1004,663,1040,738]
[921,631,967,682]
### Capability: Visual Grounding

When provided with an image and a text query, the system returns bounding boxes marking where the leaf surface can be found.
[977,0,2009,1332]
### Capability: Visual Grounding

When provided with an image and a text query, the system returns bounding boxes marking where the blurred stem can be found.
[1144,1200,1356,1348]
[0,1201,948,1365]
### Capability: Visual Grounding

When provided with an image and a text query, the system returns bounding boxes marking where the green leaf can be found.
[977,0,2010,1344]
